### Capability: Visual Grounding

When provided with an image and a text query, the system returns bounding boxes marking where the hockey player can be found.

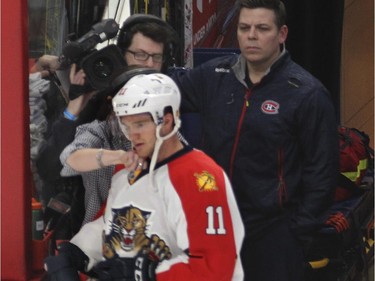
[44,73,244,281]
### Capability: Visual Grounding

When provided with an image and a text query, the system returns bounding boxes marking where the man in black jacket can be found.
[172,0,339,280]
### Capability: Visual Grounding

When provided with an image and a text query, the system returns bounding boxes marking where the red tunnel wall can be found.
[1,0,32,280]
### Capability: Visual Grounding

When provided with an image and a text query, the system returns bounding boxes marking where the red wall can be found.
[1,0,32,280]
[192,0,238,48]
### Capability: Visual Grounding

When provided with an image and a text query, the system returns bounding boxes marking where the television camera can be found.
[59,18,127,91]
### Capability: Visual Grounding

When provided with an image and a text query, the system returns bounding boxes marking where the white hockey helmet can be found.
[112,73,181,128]
[112,73,182,184]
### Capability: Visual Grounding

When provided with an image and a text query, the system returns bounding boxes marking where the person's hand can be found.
[66,64,97,116]
[30,55,60,77]
[117,150,147,184]
[69,63,86,86]
[118,150,146,171]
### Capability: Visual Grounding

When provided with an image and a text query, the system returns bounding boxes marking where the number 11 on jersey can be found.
[206,206,227,235]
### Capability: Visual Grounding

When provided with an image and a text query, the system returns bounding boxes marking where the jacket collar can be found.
[232,46,289,86]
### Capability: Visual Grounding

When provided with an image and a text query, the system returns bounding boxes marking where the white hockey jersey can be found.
[71,146,244,281]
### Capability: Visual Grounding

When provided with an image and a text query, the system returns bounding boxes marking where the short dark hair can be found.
[235,0,287,28]
[117,21,172,53]
[117,15,179,72]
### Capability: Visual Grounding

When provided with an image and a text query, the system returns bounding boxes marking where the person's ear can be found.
[161,113,174,134]
[278,25,288,44]
[164,113,174,126]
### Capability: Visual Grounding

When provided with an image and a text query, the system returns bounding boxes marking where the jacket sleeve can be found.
[291,85,339,234]
[36,115,80,181]
[157,152,244,281]
[171,66,207,114]
[59,121,107,176]
[171,55,237,114]
[36,97,101,181]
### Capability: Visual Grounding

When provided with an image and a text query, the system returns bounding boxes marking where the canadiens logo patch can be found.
[194,171,218,192]
[261,100,280,114]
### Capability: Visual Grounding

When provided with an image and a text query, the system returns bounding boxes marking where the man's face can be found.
[124,33,164,71]
[237,8,287,68]
[120,113,156,159]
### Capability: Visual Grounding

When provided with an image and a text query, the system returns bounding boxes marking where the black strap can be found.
[68,84,93,100]
[338,173,363,194]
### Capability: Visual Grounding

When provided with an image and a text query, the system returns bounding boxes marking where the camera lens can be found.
[81,45,127,90]
[92,57,114,79]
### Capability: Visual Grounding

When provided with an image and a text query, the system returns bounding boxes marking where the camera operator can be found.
[34,56,102,240]
[55,14,180,228]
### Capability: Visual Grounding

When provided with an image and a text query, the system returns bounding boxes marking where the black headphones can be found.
[117,14,180,71]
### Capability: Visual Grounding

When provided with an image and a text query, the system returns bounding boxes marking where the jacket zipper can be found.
[277,148,287,207]
[229,89,252,180]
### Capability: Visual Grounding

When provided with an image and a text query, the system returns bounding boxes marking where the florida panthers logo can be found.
[102,205,171,261]
[261,100,280,114]
[103,205,151,259]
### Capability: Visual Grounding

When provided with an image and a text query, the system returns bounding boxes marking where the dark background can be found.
[284,0,344,119]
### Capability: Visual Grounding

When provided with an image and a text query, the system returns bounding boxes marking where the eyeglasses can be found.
[126,50,164,63]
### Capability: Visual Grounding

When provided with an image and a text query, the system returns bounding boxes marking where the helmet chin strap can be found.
[149,119,181,192]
